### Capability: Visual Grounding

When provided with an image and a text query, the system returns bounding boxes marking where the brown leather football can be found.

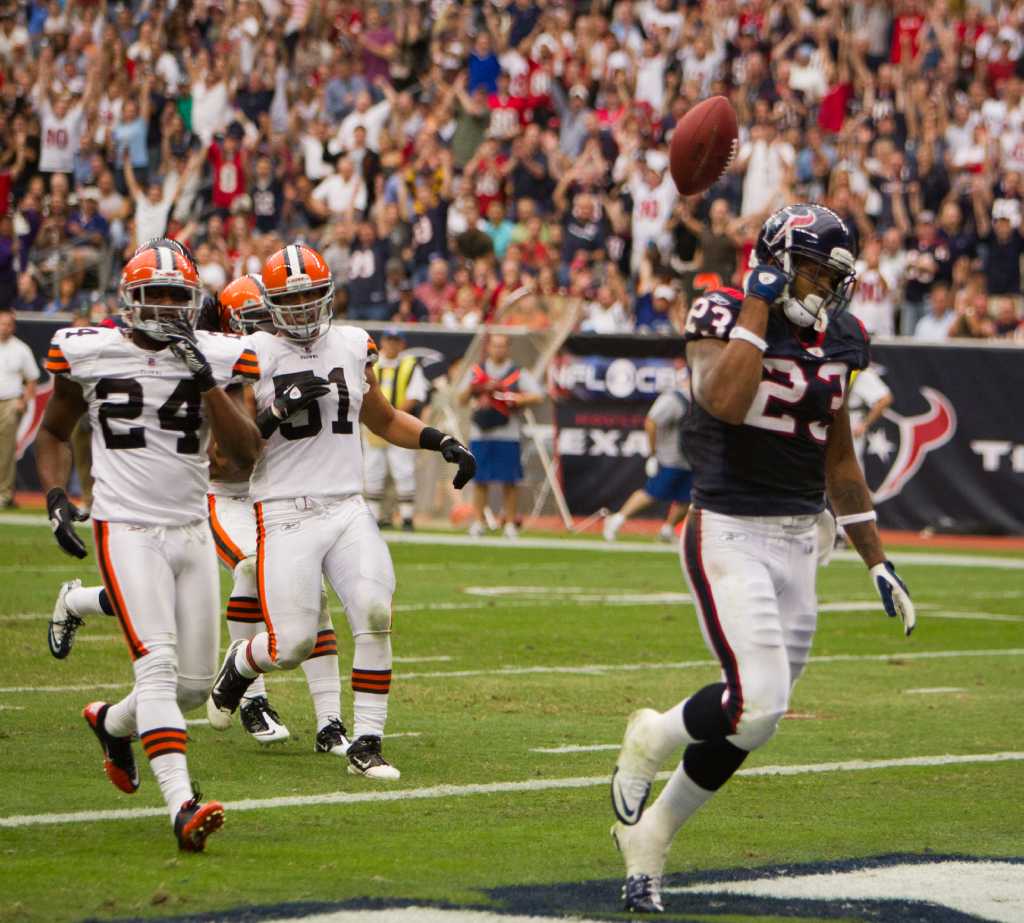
[669,96,739,196]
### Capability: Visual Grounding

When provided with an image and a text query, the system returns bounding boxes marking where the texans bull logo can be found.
[862,384,957,505]
[767,208,816,247]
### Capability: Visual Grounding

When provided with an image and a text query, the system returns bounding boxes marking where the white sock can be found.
[651,698,696,754]
[639,761,715,845]
[302,651,342,732]
[66,585,110,617]
[148,752,194,823]
[398,500,415,522]
[351,633,391,739]
[103,692,137,738]
[236,636,271,678]
[228,620,268,700]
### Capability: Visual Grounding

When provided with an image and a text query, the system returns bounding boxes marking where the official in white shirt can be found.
[0,310,40,507]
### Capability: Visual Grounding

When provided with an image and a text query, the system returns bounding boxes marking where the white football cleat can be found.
[468,521,485,538]
[603,513,624,542]
[612,820,669,913]
[657,523,675,543]
[503,522,518,541]
[240,696,290,744]
[346,735,401,780]
[48,578,83,659]
[206,640,253,730]
[611,708,668,825]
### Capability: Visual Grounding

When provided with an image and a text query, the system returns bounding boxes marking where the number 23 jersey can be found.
[682,288,870,516]
[46,326,259,526]
[247,326,375,503]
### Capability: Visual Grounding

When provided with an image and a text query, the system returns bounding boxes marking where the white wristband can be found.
[728,326,768,352]
[836,511,877,526]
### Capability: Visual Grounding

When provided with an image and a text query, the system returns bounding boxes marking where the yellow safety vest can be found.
[368,355,421,447]
[377,355,420,409]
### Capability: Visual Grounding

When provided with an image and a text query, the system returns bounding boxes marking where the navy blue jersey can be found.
[682,288,870,516]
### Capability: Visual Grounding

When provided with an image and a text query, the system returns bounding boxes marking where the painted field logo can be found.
[664,854,1024,922]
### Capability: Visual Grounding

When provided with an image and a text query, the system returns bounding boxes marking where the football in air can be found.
[669,95,739,196]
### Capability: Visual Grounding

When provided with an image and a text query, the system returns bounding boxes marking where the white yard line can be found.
[3,648,1023,696]
[905,687,968,695]
[530,744,619,754]
[1,751,1020,830]
[2,515,1022,568]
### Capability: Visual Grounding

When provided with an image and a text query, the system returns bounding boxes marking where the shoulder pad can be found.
[337,325,375,363]
[197,330,261,384]
[683,289,742,343]
[46,326,121,375]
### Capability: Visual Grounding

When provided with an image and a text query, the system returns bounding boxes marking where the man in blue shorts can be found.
[604,388,692,542]
[460,333,544,539]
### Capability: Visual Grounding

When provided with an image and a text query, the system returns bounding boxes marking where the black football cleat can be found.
[623,874,664,913]
[206,640,255,730]
[240,695,290,744]
[174,790,225,852]
[82,702,140,794]
[401,519,415,532]
[313,717,351,756]
[345,734,401,780]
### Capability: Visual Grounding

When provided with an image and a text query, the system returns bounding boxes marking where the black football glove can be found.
[440,435,476,489]
[46,487,88,559]
[164,321,216,393]
[257,376,331,438]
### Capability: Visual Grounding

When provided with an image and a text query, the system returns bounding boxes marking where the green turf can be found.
[0,520,1022,923]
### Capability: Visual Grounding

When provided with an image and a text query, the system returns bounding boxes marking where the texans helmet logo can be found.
[767,209,816,247]
[865,386,957,505]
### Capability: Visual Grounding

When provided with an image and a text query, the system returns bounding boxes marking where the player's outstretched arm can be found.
[361,367,476,489]
[36,376,90,559]
[825,403,916,636]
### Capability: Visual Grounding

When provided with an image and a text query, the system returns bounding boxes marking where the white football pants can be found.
[207,493,339,701]
[251,495,395,671]
[680,508,818,752]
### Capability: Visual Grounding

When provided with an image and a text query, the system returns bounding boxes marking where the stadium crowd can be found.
[1,0,1024,341]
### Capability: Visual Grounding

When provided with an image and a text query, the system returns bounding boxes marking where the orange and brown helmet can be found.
[218,273,271,334]
[119,244,203,341]
[261,243,335,342]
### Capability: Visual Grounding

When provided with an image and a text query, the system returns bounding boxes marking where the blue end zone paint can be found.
[93,854,1024,923]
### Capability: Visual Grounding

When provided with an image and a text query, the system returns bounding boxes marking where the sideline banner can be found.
[551,334,1024,535]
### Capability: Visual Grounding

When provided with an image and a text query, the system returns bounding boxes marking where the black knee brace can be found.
[682,738,749,792]
[682,681,734,741]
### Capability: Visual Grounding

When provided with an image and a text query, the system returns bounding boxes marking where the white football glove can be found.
[870,561,916,636]
[645,456,659,479]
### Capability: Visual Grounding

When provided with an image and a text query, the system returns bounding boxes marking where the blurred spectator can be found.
[850,236,896,336]
[46,275,86,315]
[0,0,1020,346]
[913,282,955,341]
[0,309,37,507]
[13,270,47,313]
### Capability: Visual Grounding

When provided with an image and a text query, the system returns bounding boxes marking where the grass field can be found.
[1,513,1022,923]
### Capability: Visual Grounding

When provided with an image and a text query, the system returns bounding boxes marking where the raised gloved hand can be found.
[257,376,332,438]
[745,264,789,305]
[645,456,659,479]
[870,560,916,636]
[164,322,216,393]
[439,435,476,489]
[420,426,476,489]
[46,487,89,559]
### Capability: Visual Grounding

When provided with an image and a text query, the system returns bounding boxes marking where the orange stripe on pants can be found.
[254,502,277,661]
[93,520,149,660]
[207,495,245,568]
